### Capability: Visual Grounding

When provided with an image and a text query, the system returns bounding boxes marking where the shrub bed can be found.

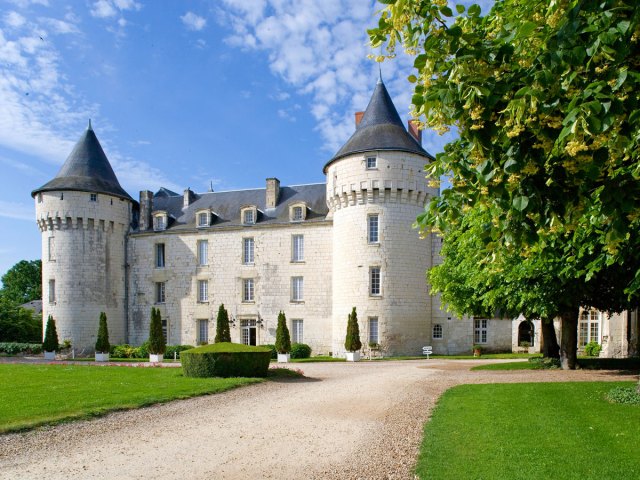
[290,343,312,359]
[181,342,271,378]
[0,343,42,355]
[164,345,194,359]
[109,342,194,359]
[262,344,277,359]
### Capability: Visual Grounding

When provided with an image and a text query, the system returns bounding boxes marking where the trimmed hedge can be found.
[290,343,312,359]
[262,344,277,359]
[181,342,271,378]
[0,342,42,355]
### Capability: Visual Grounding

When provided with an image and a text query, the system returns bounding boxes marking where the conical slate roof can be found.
[324,80,430,172]
[32,124,133,201]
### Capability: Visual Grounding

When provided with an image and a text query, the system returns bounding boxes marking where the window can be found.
[197,212,209,227]
[291,276,304,302]
[243,209,255,225]
[155,282,166,304]
[368,214,379,244]
[289,204,306,222]
[162,318,168,342]
[48,236,55,261]
[579,309,601,347]
[154,214,166,231]
[48,279,55,304]
[474,319,488,344]
[292,235,304,262]
[366,156,377,169]
[292,319,304,343]
[370,267,381,296]
[243,278,254,302]
[155,243,165,268]
[241,319,257,345]
[90,193,97,202]
[243,238,254,265]
[197,240,208,266]
[369,317,379,344]
[293,206,303,221]
[198,280,208,302]
[198,319,209,344]
[433,324,443,339]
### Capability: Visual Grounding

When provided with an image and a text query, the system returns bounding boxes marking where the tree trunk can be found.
[541,317,560,359]
[560,309,579,370]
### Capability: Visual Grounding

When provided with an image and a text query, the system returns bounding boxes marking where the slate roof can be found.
[144,183,328,232]
[32,124,134,202]
[324,80,432,172]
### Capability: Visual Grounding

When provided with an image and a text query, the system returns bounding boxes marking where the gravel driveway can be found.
[0,360,635,480]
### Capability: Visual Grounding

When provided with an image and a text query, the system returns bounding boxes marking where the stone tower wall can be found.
[327,151,439,356]
[35,190,132,353]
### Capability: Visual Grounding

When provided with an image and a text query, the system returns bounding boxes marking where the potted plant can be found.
[95,312,110,362]
[43,315,59,360]
[472,344,483,357]
[275,311,291,363]
[148,307,166,363]
[344,307,362,361]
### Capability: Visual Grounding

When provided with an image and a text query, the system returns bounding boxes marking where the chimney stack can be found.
[183,188,196,209]
[355,111,365,127]
[408,119,422,145]
[139,190,153,231]
[266,178,280,209]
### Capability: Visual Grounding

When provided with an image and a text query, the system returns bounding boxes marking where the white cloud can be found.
[277,108,296,122]
[7,0,49,7]
[181,12,207,31]
[39,17,80,35]
[91,0,117,18]
[4,11,27,28]
[0,200,34,221]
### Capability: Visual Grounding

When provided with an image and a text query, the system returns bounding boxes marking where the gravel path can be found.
[0,360,636,480]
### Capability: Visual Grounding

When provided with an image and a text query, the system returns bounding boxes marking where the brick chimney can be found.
[139,190,153,231]
[266,178,280,209]
[355,111,365,127]
[183,188,196,209]
[408,119,422,145]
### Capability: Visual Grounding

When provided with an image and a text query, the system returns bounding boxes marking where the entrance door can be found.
[241,319,257,346]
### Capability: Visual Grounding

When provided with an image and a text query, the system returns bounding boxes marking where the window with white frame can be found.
[243,238,254,265]
[366,156,377,169]
[579,309,601,347]
[368,214,379,244]
[156,243,165,268]
[242,208,255,225]
[292,206,304,221]
[433,323,443,339]
[90,193,97,202]
[370,267,381,296]
[198,319,209,344]
[292,234,304,262]
[292,319,304,343]
[48,279,55,304]
[241,318,257,345]
[197,240,208,266]
[154,213,167,231]
[48,236,55,261]
[243,278,254,302]
[198,280,208,302]
[155,282,166,304]
[197,211,209,228]
[162,318,168,341]
[474,319,488,344]
[369,317,379,344]
[291,276,304,302]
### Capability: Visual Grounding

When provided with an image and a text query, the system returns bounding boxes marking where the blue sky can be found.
[0,0,491,279]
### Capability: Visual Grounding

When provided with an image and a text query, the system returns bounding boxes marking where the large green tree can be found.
[0,260,41,304]
[370,0,640,368]
[0,296,41,343]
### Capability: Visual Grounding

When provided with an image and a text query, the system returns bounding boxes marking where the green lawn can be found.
[472,357,640,371]
[0,364,261,433]
[416,382,640,480]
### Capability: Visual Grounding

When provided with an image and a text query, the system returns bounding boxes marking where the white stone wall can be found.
[35,190,132,352]
[128,221,333,354]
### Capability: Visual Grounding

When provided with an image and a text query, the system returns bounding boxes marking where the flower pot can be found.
[345,351,360,362]
[277,353,290,363]
[149,353,164,363]
[95,353,110,362]
[44,351,56,360]
[473,348,482,357]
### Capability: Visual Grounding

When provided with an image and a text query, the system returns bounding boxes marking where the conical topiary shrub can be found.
[275,311,291,362]
[95,312,110,354]
[148,307,166,361]
[43,315,59,359]
[215,304,231,343]
[344,307,361,360]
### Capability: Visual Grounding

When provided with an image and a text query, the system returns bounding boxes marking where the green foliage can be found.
[584,341,602,357]
[181,342,271,378]
[110,344,135,358]
[148,307,165,355]
[214,303,231,343]
[0,260,41,304]
[42,315,58,352]
[274,311,292,354]
[95,312,110,354]
[262,343,277,359]
[606,386,640,405]
[0,297,41,343]
[109,342,156,359]
[528,356,561,369]
[290,343,312,359]
[163,344,195,360]
[344,307,362,352]
[0,343,42,355]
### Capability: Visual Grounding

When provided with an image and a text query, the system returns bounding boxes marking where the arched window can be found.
[517,321,534,346]
[432,323,443,339]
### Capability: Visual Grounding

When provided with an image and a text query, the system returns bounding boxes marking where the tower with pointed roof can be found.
[324,79,440,355]
[32,123,135,352]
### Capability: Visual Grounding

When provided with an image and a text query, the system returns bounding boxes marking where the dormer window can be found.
[289,203,307,222]
[90,193,97,202]
[366,156,377,169]
[241,206,257,225]
[154,211,168,231]
[196,210,210,228]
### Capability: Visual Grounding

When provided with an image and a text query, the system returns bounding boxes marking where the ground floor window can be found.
[474,318,488,344]
[198,319,208,344]
[241,319,257,346]
[579,309,601,347]
[292,319,303,343]
[162,318,168,342]
[432,323,443,339]
[368,317,379,344]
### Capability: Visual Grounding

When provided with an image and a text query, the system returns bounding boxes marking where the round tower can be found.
[32,123,134,353]
[325,80,439,356]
